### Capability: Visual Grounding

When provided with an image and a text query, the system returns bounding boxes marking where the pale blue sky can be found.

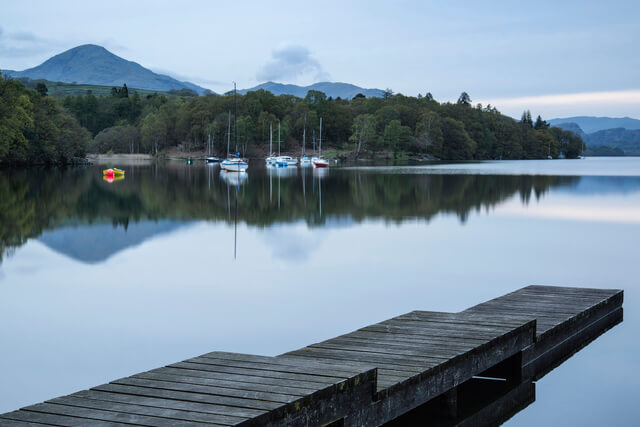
[1,0,638,118]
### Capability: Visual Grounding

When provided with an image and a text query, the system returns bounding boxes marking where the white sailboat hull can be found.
[221,159,249,172]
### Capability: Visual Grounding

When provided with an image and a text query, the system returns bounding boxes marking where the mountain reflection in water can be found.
[0,162,593,264]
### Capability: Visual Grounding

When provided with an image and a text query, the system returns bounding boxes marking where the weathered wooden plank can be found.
[326,335,479,353]
[361,323,510,341]
[378,318,515,335]
[151,367,321,393]
[171,361,344,385]
[398,311,533,328]
[0,410,117,426]
[70,389,257,420]
[374,316,521,333]
[47,396,233,426]
[345,329,489,346]
[0,418,49,427]
[211,351,372,376]
[283,353,422,378]
[191,355,364,379]
[22,402,206,426]
[93,383,274,414]
[285,347,441,371]
[521,285,619,296]
[205,351,372,377]
[112,376,294,405]
[311,339,456,360]
[134,371,307,398]
[308,341,463,361]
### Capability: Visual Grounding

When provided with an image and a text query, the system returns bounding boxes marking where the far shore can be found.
[87,153,155,163]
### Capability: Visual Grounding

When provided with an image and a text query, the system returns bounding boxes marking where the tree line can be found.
[1,74,585,164]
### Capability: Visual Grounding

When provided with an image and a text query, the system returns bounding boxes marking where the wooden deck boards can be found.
[464,285,623,379]
[0,285,622,426]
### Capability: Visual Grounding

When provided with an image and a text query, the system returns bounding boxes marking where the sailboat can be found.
[300,116,311,166]
[311,117,329,168]
[221,82,249,172]
[274,121,298,167]
[206,133,220,163]
[266,123,276,165]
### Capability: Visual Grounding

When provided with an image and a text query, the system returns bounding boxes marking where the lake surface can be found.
[1,157,639,425]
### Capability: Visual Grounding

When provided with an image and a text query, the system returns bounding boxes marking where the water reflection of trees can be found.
[0,165,579,263]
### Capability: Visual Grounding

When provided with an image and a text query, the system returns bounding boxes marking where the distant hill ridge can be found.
[2,44,385,100]
[548,116,640,133]
[552,120,640,154]
[2,44,208,95]
[239,81,385,99]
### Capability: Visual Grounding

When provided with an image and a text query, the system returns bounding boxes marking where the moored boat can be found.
[221,83,249,173]
[103,168,125,177]
[311,157,329,168]
[312,117,329,168]
[221,155,249,172]
[274,155,298,167]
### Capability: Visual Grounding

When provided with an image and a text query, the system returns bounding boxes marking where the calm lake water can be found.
[1,157,639,425]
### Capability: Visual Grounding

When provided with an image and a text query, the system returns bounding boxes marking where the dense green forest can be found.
[0,74,89,164]
[1,73,585,164]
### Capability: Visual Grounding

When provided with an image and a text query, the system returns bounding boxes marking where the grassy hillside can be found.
[12,76,198,98]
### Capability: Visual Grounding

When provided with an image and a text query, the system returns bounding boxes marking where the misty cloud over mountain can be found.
[257,45,329,83]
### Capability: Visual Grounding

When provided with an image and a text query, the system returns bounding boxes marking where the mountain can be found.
[553,122,586,138]
[548,116,640,133]
[2,44,208,95]
[553,121,640,154]
[239,81,385,99]
[587,128,640,151]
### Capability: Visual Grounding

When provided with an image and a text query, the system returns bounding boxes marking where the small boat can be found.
[206,156,220,163]
[221,155,249,172]
[311,157,329,168]
[221,83,249,173]
[312,117,329,168]
[300,155,312,165]
[300,119,311,165]
[274,155,298,167]
[266,123,275,165]
[103,168,125,177]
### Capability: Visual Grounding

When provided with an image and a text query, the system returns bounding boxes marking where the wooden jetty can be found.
[0,285,623,426]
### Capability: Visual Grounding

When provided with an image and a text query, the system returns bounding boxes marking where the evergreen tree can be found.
[534,115,549,130]
[35,82,48,96]
[457,92,471,106]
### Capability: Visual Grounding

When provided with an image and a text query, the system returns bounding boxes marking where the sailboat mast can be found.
[269,122,273,156]
[227,110,231,157]
[278,121,281,156]
[303,115,307,155]
[319,117,323,156]
[233,82,238,155]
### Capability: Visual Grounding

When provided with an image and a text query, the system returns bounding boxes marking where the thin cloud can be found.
[0,27,55,58]
[257,45,329,83]
[486,89,640,107]
[478,89,640,119]
[152,67,224,86]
